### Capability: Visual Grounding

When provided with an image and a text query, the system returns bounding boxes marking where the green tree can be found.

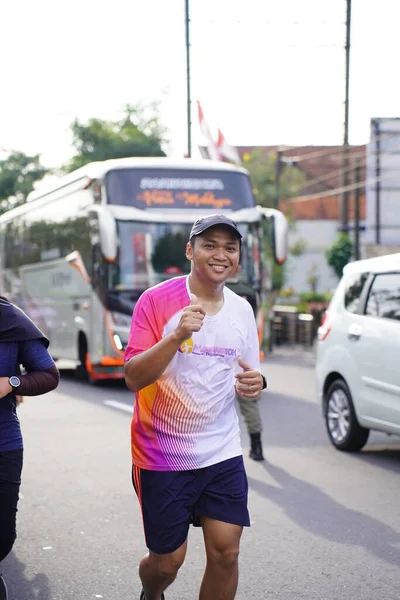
[64,104,166,172]
[0,151,48,214]
[326,233,353,279]
[243,149,306,292]
[290,237,308,257]
[242,148,305,209]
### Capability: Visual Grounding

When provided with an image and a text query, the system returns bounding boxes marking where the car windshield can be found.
[111,220,252,291]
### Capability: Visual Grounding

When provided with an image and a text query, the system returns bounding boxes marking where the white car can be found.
[316,253,400,451]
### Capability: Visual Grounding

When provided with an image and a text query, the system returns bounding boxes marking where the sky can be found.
[1,0,400,168]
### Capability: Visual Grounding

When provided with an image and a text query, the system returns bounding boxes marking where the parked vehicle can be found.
[0,157,288,382]
[316,253,400,451]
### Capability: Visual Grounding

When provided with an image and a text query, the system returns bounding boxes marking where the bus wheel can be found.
[76,334,89,381]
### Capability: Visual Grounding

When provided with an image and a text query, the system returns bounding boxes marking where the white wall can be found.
[286,220,340,293]
[366,118,400,246]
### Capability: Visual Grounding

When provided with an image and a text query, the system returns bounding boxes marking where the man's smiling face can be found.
[186,225,241,285]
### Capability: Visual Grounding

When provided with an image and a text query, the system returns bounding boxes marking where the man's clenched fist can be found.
[174,294,205,343]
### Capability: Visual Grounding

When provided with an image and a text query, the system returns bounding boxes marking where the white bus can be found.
[0,157,288,382]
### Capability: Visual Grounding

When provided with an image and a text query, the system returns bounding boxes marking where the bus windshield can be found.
[111,220,253,291]
[105,168,255,211]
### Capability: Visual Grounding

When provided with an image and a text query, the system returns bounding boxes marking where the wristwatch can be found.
[261,374,267,390]
[8,376,21,391]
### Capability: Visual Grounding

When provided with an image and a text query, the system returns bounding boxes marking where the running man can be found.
[124,214,267,600]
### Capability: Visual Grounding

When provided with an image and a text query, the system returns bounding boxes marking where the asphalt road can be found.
[2,348,400,600]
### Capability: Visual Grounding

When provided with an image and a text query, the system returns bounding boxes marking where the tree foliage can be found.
[0,151,48,214]
[242,149,306,209]
[326,233,353,279]
[242,149,306,291]
[64,104,166,172]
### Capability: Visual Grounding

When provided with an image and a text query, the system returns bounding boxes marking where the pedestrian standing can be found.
[236,390,265,461]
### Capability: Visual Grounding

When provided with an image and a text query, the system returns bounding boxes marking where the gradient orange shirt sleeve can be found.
[125,292,160,361]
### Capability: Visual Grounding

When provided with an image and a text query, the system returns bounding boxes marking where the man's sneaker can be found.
[249,433,264,461]
[139,591,165,600]
[0,575,8,600]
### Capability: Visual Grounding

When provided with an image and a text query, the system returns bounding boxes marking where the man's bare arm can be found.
[124,296,205,392]
[125,332,183,392]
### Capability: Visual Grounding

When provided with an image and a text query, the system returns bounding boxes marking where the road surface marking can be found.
[104,399,133,414]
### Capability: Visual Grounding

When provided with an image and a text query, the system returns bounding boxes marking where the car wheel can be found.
[324,379,369,452]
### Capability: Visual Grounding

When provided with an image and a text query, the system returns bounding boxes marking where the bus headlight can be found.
[113,334,123,351]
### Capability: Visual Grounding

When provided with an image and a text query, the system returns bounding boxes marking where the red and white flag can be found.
[216,128,241,165]
[197,101,220,161]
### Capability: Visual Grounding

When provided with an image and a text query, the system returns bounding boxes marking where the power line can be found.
[238,136,395,194]
[194,19,345,25]
[297,155,367,192]
[284,173,391,204]
[270,131,400,192]
[192,39,343,49]
[280,146,364,163]
[285,139,400,203]
[268,130,396,163]
[286,170,400,204]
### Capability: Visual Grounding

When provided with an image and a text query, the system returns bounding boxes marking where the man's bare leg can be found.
[199,518,243,600]
[139,540,187,600]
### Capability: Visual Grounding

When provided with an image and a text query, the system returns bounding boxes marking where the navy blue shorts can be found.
[132,456,250,555]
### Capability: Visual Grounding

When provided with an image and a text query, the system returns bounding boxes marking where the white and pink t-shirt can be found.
[125,276,260,471]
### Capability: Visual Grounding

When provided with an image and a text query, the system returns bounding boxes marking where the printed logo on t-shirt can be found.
[178,340,238,358]
[179,338,194,354]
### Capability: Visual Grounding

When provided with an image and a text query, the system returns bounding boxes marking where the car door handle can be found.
[348,323,362,341]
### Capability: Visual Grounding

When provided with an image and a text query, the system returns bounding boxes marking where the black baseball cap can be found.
[189,214,242,241]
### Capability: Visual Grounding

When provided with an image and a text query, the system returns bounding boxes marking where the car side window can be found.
[344,272,369,314]
[365,273,400,320]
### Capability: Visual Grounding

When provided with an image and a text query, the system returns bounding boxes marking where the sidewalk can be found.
[262,343,316,367]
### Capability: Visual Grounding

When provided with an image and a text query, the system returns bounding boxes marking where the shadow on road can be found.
[256,391,326,449]
[2,552,52,600]
[248,461,400,567]
[348,447,400,475]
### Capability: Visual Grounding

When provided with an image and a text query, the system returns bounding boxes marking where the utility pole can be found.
[185,0,192,158]
[275,149,282,209]
[373,118,381,244]
[340,0,352,232]
[354,162,361,260]
[275,149,298,209]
